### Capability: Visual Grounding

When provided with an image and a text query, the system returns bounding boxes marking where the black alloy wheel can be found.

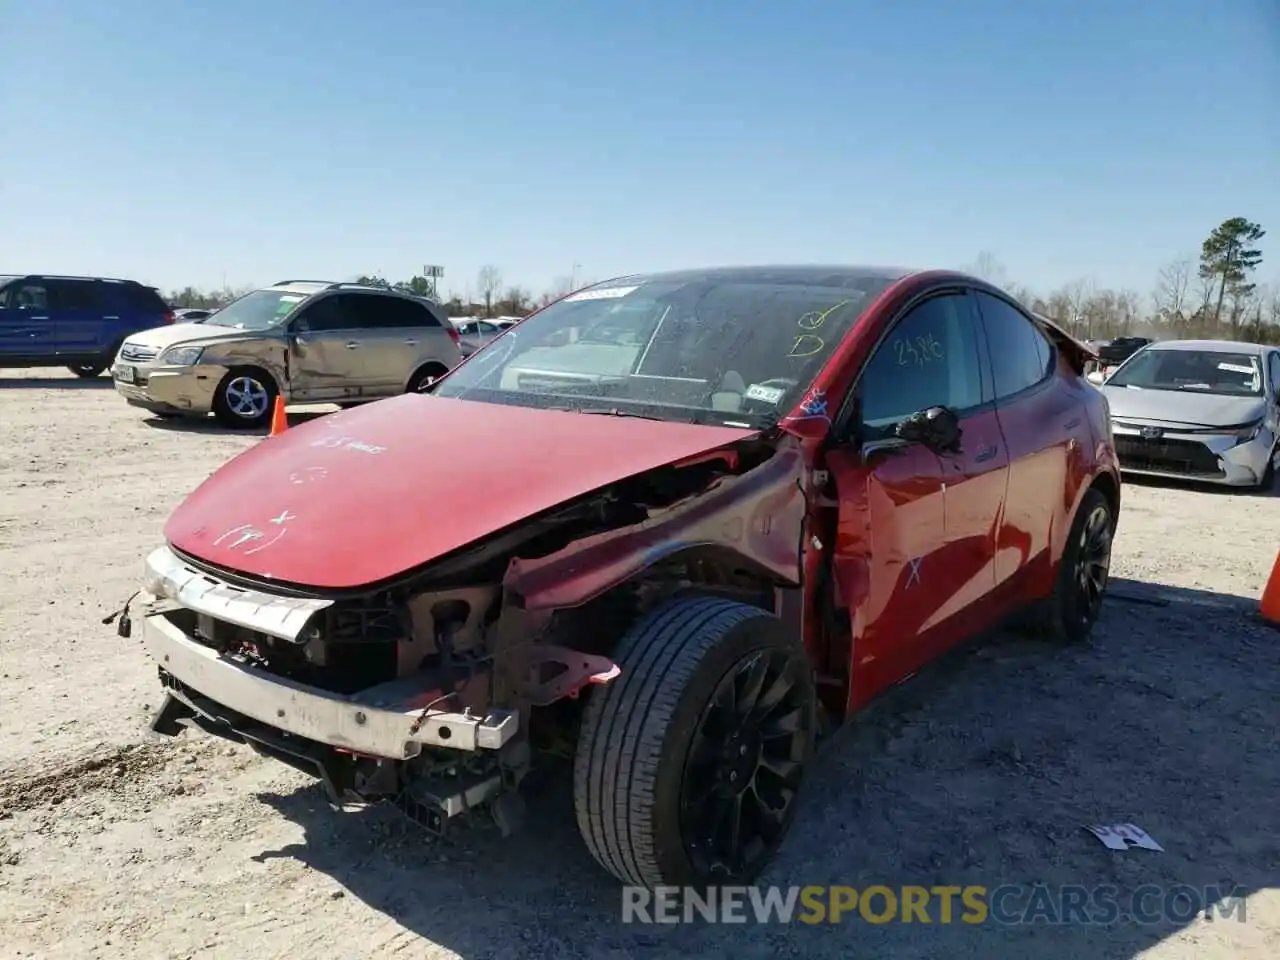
[679,647,812,880]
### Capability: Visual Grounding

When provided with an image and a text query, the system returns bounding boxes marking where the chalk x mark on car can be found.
[906,557,923,589]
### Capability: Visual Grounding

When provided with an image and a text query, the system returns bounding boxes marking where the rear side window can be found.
[123,284,170,314]
[49,279,103,311]
[975,292,1055,399]
[345,294,444,330]
[95,282,168,315]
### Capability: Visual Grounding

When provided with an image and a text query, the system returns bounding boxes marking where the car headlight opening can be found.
[162,345,204,365]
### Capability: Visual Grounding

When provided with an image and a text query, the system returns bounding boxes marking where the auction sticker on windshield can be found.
[744,383,786,404]
[565,285,639,302]
[1217,362,1257,374]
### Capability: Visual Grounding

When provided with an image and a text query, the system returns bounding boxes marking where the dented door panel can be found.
[826,441,947,710]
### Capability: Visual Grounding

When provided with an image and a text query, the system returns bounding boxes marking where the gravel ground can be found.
[1,369,1277,960]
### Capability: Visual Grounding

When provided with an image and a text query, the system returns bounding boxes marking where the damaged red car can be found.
[122,265,1120,889]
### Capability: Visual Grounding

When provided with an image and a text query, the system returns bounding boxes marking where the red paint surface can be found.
[164,393,757,589]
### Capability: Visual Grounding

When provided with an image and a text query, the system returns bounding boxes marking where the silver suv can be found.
[112,280,464,427]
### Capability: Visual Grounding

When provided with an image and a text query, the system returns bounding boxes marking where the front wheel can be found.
[573,595,817,889]
[212,369,277,428]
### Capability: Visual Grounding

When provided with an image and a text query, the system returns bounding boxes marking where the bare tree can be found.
[965,251,1008,286]
[1059,278,1096,337]
[537,275,575,307]
[1006,282,1036,306]
[1116,288,1144,336]
[1152,258,1193,327]
[476,265,502,317]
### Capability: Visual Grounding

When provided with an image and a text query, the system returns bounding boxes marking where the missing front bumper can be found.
[142,612,518,759]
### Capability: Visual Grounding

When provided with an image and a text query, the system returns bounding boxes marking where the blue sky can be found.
[2,0,1276,302]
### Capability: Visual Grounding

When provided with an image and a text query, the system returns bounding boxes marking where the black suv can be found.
[1097,336,1152,366]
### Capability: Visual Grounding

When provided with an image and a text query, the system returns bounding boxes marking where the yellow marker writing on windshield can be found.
[797,299,854,331]
[788,335,826,358]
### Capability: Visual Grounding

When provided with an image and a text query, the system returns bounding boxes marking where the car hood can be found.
[164,394,760,590]
[123,321,258,351]
[1100,385,1267,427]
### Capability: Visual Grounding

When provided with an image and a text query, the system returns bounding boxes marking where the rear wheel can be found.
[68,364,105,378]
[212,368,277,428]
[406,363,448,393]
[1024,487,1114,643]
[573,595,817,888]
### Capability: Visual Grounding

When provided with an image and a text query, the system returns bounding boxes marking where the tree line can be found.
[163,217,1272,344]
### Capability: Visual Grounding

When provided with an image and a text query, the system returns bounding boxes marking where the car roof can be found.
[1146,339,1269,355]
[590,264,918,289]
[2,274,145,285]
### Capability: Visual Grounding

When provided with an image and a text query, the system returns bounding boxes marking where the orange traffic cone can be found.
[268,395,288,436]
[1260,550,1280,627]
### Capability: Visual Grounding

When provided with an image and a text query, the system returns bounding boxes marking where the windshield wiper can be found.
[575,407,668,421]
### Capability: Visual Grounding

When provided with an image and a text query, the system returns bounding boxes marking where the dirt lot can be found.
[1,368,1277,960]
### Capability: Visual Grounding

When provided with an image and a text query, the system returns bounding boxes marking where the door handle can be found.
[345,341,360,349]
[29,316,48,321]
[974,444,999,463]
[403,339,418,346]
[103,315,119,320]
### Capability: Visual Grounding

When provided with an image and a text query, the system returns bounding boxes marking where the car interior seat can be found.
[710,370,747,412]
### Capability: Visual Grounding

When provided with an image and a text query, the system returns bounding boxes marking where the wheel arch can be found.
[524,541,792,627]
[1088,468,1120,532]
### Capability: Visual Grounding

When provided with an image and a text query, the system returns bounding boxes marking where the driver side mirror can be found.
[895,405,962,454]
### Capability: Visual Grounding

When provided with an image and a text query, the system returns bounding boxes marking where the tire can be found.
[406,363,448,394]
[68,364,105,378]
[1024,487,1114,644]
[573,595,818,889]
[212,368,278,429]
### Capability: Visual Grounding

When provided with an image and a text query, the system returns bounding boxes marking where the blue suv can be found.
[0,274,174,377]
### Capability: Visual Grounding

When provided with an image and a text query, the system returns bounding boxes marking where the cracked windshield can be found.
[434,273,893,425]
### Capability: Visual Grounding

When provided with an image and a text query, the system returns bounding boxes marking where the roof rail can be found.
[26,274,140,284]
[271,279,335,287]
